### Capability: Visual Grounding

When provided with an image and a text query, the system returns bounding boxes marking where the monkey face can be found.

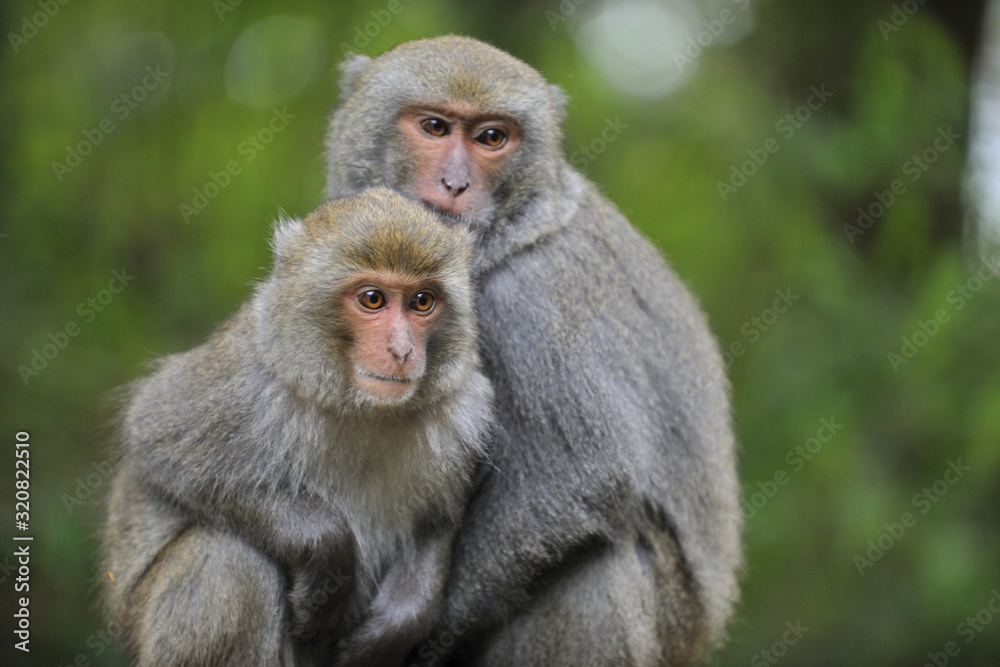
[256,189,477,413]
[325,36,568,229]
[342,272,444,404]
[396,106,520,221]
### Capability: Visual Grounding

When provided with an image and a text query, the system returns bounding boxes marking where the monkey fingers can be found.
[330,594,430,667]
[331,532,450,667]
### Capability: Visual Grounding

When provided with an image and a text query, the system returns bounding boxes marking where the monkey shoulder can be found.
[476,179,730,466]
[482,184,701,345]
[121,308,277,470]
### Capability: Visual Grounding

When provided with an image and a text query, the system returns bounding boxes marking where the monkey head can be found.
[325,36,567,227]
[251,187,478,413]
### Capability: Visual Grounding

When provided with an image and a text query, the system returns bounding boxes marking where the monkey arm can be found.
[140,448,360,642]
[441,203,741,657]
[137,457,358,642]
[122,336,360,642]
[440,351,630,633]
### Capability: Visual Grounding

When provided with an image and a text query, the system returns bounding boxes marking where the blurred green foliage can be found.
[1,0,998,665]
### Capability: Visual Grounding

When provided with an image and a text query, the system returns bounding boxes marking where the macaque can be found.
[102,187,492,666]
[325,36,742,665]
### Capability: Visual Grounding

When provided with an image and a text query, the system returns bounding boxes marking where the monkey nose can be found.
[388,344,412,364]
[441,177,469,197]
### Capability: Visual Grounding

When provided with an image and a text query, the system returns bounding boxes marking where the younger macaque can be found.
[101,187,492,667]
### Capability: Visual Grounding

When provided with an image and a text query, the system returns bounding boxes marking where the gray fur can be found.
[324,36,742,666]
[102,188,493,666]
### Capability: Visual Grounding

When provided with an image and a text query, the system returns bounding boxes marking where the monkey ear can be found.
[338,54,372,97]
[548,84,568,125]
[271,215,307,264]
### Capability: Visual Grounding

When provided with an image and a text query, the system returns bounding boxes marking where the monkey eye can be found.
[358,290,387,310]
[475,128,507,148]
[420,118,449,137]
[409,291,436,313]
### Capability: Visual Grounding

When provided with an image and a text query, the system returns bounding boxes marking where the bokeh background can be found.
[2,0,999,664]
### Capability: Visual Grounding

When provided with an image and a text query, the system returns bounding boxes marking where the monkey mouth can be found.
[356,368,411,384]
[355,367,422,403]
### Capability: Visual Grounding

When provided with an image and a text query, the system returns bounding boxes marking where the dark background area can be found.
[2,0,999,664]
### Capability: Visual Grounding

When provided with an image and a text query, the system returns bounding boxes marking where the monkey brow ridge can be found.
[342,229,458,278]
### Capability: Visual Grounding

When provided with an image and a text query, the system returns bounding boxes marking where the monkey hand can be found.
[332,532,449,667]
[332,590,438,667]
[332,600,432,667]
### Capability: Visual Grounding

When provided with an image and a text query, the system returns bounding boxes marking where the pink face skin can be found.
[344,273,442,403]
[397,106,520,219]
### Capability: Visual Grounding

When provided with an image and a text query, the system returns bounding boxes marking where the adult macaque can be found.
[102,187,492,666]
[325,36,742,665]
